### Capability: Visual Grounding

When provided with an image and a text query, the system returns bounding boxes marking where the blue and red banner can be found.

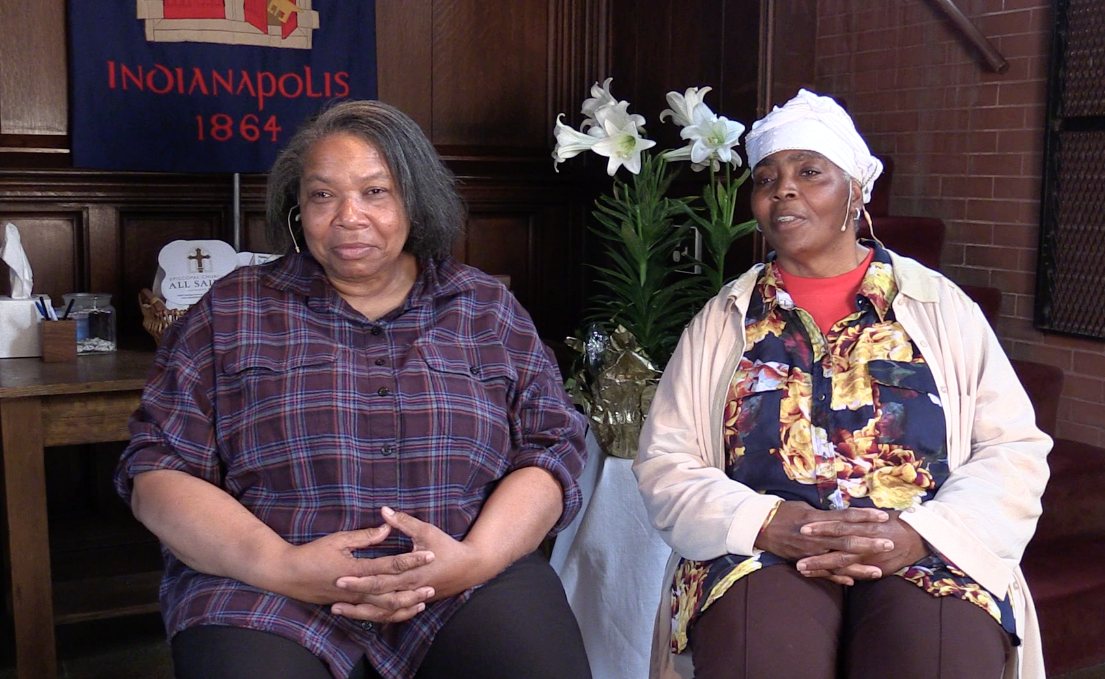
[70,1,376,173]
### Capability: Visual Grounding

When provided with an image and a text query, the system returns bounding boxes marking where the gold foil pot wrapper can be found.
[566,326,660,459]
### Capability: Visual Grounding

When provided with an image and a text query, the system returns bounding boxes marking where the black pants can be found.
[689,564,1013,679]
[172,553,592,679]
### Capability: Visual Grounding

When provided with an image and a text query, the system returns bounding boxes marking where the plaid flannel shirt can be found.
[116,253,586,679]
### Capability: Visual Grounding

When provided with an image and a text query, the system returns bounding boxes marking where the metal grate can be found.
[1037,0,1105,340]
[1063,0,1105,116]
[1043,133,1105,336]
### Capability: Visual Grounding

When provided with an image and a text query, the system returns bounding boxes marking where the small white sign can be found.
[158,240,238,308]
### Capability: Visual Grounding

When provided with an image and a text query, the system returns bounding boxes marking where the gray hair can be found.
[265,100,466,258]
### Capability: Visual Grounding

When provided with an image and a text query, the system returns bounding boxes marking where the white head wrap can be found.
[745,89,884,203]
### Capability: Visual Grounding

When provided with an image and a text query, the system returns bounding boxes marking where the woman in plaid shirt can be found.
[117,101,591,679]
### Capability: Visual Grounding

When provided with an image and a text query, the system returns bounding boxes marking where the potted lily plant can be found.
[554,78,755,457]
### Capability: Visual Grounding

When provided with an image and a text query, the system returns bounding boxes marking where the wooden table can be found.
[0,351,155,679]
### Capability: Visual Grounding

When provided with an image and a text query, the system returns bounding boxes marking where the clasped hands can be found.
[753,501,930,586]
[278,507,482,625]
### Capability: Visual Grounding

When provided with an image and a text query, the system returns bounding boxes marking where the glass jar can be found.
[62,293,116,353]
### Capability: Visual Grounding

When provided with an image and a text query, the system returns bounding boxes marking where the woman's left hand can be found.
[793,511,930,585]
[333,467,563,619]
[332,507,486,617]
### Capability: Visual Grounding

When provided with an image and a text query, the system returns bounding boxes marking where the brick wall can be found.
[814,0,1105,447]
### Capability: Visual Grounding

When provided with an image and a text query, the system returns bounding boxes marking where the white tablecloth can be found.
[551,432,673,679]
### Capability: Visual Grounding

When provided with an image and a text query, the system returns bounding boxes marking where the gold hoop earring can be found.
[286,205,301,254]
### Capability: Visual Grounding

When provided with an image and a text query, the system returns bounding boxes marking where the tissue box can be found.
[0,297,42,358]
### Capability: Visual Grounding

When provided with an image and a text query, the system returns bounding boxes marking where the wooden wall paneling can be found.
[0,0,68,137]
[768,0,816,108]
[431,0,550,147]
[455,171,590,341]
[548,0,612,130]
[462,211,533,297]
[720,0,764,129]
[549,0,577,123]
[608,0,763,149]
[0,212,80,304]
[87,205,120,295]
[604,0,634,149]
[119,211,227,344]
[0,170,238,345]
[376,0,434,135]
[667,0,725,96]
[241,212,272,254]
[612,0,674,141]
[719,0,764,271]
[602,0,765,268]
[0,170,236,206]
[608,0,641,109]
[237,175,272,254]
[529,198,585,342]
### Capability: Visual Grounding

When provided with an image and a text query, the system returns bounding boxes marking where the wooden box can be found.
[40,320,77,363]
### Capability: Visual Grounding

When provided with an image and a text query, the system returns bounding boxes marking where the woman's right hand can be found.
[276,524,438,624]
[753,501,893,582]
[132,470,436,623]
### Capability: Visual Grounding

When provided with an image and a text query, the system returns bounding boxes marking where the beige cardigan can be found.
[633,252,1052,679]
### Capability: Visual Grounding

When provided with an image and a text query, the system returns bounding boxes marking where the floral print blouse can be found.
[670,243,1014,653]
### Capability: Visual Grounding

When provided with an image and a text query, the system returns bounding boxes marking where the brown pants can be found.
[689,564,1013,679]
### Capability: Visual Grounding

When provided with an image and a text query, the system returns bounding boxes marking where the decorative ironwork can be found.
[1037,0,1105,340]
[1062,1,1105,116]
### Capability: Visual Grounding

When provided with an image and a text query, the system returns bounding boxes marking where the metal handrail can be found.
[928,0,1009,73]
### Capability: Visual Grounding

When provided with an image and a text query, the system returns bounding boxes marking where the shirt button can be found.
[360,621,374,631]
[375,358,386,366]
[469,365,479,375]
[377,387,389,396]
[371,326,382,336]
[917,340,928,348]
[381,444,394,456]
[818,394,826,401]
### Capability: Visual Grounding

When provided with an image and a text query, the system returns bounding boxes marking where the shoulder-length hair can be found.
[265,100,466,258]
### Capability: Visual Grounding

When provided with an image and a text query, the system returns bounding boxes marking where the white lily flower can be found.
[582,79,647,133]
[593,100,646,134]
[552,113,600,171]
[581,77,618,122]
[679,102,746,168]
[591,115,656,176]
[585,102,646,138]
[659,86,713,127]
[661,145,692,162]
[661,144,717,172]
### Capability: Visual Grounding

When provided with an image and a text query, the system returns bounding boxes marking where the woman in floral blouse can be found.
[634,89,1051,679]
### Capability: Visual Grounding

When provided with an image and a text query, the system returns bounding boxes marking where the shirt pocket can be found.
[727,362,789,462]
[867,359,947,461]
[409,341,517,492]
[218,345,342,483]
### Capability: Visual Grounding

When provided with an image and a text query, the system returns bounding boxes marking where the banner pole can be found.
[232,172,242,252]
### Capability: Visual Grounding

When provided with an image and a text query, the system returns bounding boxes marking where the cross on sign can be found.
[188,248,211,272]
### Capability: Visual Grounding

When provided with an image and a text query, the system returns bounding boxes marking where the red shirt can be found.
[778,247,875,334]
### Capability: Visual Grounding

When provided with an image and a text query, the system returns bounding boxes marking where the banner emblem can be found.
[136,0,320,49]
[70,1,376,173]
